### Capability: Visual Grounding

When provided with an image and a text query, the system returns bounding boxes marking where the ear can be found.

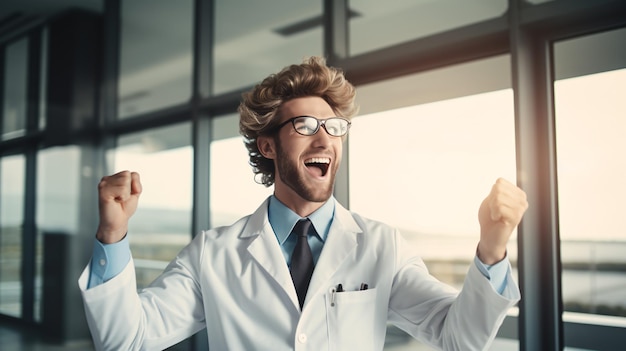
[257,135,276,159]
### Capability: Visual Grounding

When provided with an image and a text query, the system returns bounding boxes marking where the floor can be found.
[0,319,94,351]
[0,318,520,351]
[0,319,433,351]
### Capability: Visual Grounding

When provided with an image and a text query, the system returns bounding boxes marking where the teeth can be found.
[305,157,330,164]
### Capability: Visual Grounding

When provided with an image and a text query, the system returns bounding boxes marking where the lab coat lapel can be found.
[306,203,361,306]
[241,199,300,310]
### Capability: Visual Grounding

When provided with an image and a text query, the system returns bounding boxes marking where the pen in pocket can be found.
[331,282,369,307]
[331,284,342,307]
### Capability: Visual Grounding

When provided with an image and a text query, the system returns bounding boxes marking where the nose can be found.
[311,124,333,147]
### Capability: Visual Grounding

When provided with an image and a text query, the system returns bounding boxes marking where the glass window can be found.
[2,38,29,139]
[36,147,82,234]
[209,114,273,227]
[35,146,82,321]
[555,28,626,324]
[213,0,323,94]
[349,56,517,350]
[110,123,193,288]
[118,0,194,118]
[0,155,26,317]
[349,0,507,56]
[350,94,517,284]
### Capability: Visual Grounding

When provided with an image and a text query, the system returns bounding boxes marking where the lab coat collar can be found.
[241,197,362,311]
[268,195,334,245]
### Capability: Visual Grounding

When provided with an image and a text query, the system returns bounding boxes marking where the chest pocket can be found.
[325,286,382,351]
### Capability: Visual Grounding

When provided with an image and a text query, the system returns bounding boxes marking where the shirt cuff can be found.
[474,254,509,295]
[87,236,131,289]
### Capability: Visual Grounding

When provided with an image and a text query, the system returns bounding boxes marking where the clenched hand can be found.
[477,178,528,264]
[96,170,142,244]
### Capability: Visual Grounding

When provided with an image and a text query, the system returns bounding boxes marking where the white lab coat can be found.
[79,198,520,351]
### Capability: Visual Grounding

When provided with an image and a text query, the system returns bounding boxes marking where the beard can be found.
[274,139,336,203]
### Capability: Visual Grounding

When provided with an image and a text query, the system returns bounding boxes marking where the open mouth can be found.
[304,157,330,177]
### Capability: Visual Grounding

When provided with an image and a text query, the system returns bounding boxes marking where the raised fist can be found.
[477,178,528,264]
[96,170,142,244]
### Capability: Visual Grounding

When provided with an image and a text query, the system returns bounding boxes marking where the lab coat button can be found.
[298,333,307,344]
[99,259,106,266]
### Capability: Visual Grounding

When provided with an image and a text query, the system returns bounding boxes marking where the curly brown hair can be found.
[238,56,358,187]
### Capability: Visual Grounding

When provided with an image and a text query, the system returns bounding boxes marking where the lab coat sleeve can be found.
[387,230,520,351]
[78,234,207,351]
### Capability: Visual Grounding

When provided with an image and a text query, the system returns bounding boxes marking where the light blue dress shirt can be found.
[88,234,131,288]
[88,195,510,294]
[268,195,333,266]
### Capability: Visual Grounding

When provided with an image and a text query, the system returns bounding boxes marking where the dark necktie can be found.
[290,218,315,309]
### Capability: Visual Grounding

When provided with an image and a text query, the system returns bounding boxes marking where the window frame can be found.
[0,0,624,349]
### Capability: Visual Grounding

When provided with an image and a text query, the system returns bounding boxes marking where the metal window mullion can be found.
[323,0,350,208]
[20,28,43,323]
[510,1,563,350]
[101,0,121,128]
[190,0,213,349]
[21,149,37,322]
[0,46,5,137]
[323,0,349,63]
[97,0,121,177]
[192,0,212,100]
[191,0,213,239]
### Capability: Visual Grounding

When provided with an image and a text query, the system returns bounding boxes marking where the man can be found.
[79,56,528,350]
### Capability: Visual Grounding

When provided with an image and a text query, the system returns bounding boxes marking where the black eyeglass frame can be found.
[270,116,352,137]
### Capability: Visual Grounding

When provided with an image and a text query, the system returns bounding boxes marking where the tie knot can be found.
[293,218,311,238]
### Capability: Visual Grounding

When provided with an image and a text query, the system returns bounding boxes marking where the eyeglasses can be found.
[272,116,351,137]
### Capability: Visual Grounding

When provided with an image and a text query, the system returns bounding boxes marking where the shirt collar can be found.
[268,195,335,245]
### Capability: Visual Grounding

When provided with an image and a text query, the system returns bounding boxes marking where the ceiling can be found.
[0,0,102,40]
